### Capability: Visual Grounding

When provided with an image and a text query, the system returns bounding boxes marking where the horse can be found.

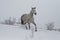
[21,7,37,32]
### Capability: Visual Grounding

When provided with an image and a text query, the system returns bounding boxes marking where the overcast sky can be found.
[0,0,60,28]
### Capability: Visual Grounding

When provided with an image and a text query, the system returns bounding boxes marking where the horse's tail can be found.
[21,18,24,24]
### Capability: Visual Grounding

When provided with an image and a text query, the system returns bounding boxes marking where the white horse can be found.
[21,7,37,32]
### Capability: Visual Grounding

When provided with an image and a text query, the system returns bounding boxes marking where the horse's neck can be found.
[29,10,33,17]
[29,12,33,17]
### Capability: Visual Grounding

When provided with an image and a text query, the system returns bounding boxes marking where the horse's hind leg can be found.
[25,24,28,30]
[26,26,28,30]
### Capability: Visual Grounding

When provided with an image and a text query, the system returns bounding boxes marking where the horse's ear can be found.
[32,7,36,9]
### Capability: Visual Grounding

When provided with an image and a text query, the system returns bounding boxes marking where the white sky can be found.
[0,0,60,28]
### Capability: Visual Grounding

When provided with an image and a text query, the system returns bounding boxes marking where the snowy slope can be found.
[0,24,60,40]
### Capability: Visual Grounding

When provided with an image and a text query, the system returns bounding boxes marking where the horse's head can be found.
[31,7,37,15]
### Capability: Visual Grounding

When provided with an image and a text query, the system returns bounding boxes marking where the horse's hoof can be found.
[35,30,37,32]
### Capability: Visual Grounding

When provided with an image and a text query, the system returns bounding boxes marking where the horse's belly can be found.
[28,17,34,23]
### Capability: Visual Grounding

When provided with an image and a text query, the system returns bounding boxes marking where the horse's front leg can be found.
[28,23,30,30]
[32,22,37,32]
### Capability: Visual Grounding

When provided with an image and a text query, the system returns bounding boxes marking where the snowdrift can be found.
[0,24,60,40]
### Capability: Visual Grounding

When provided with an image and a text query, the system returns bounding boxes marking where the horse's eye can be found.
[35,13,37,15]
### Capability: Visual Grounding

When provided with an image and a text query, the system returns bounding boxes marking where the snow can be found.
[0,0,60,40]
[0,24,60,40]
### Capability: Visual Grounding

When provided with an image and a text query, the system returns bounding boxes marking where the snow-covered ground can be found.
[0,24,60,40]
[0,0,60,40]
